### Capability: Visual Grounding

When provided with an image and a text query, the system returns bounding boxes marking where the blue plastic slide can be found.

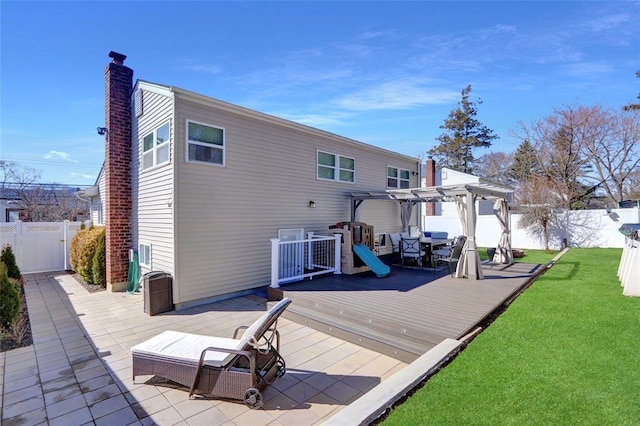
[353,244,391,278]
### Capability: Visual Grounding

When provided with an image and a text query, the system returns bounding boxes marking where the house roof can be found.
[134,80,419,164]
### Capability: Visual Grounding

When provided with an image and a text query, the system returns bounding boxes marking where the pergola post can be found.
[465,188,481,280]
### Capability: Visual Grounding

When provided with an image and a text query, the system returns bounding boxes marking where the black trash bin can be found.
[144,271,174,316]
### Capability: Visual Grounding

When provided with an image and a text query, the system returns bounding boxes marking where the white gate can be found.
[0,221,83,273]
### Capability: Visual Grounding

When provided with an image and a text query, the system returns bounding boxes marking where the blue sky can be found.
[1,1,639,186]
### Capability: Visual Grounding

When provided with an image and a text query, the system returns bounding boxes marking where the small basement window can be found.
[139,243,151,268]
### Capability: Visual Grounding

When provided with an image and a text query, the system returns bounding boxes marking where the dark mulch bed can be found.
[0,272,105,353]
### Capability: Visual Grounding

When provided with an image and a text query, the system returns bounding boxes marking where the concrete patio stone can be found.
[1,272,415,425]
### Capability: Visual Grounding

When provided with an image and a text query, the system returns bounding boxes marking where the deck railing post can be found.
[270,238,280,288]
[307,232,314,270]
[333,233,342,275]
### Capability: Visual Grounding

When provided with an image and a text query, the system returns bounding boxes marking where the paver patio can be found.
[1,272,406,425]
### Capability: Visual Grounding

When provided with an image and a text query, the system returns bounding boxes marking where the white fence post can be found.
[334,233,342,275]
[270,238,280,288]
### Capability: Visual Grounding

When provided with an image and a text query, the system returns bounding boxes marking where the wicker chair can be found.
[131,298,291,409]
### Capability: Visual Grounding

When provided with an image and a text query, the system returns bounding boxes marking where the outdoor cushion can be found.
[430,231,448,239]
[131,330,242,367]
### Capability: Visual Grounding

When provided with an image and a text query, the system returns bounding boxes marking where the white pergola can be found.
[350,180,515,280]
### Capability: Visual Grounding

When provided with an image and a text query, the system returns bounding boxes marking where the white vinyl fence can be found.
[0,220,84,273]
[422,208,640,250]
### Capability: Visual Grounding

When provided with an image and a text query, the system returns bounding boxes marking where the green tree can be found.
[623,70,640,111]
[508,140,543,182]
[428,85,498,174]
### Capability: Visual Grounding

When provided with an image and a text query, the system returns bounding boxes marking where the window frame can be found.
[139,243,151,269]
[186,119,226,166]
[316,150,355,183]
[387,166,411,189]
[141,121,171,171]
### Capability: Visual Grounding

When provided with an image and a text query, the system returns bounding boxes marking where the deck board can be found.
[269,261,544,362]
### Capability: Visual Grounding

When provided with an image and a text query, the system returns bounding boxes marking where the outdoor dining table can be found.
[419,237,454,267]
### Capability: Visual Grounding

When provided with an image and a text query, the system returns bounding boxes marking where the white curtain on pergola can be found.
[400,201,413,232]
[455,192,483,280]
[493,199,513,264]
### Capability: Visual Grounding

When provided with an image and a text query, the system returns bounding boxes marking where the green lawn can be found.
[384,248,640,425]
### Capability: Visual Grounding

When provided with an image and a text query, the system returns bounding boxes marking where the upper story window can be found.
[317,151,355,183]
[387,166,410,189]
[142,122,170,170]
[187,120,225,166]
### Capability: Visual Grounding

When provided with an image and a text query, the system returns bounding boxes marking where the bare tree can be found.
[1,160,87,222]
[18,185,87,222]
[515,175,563,251]
[0,160,40,195]
[513,105,594,209]
[578,107,640,206]
[473,151,514,185]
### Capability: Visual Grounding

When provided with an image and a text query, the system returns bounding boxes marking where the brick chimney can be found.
[104,51,133,290]
[425,156,436,216]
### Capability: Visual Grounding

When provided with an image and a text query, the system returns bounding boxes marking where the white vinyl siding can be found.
[132,84,175,282]
[171,93,419,305]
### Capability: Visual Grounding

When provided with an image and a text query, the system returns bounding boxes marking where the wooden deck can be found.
[268,260,546,362]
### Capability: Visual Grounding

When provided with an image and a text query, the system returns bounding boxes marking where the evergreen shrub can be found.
[92,228,106,287]
[1,245,21,280]
[69,226,105,284]
[0,262,21,329]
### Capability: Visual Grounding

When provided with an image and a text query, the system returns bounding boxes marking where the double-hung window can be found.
[142,122,170,170]
[186,120,225,165]
[317,151,355,183]
[387,166,410,189]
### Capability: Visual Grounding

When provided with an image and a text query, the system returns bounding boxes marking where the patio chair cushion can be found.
[430,231,449,239]
[131,330,242,368]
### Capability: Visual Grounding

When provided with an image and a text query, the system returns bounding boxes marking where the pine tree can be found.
[428,85,498,174]
[508,140,543,182]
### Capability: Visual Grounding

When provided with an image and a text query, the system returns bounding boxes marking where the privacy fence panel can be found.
[0,221,84,273]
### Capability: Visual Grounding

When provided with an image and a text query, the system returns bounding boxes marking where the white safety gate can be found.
[0,221,84,273]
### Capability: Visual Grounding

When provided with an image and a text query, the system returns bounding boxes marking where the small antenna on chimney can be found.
[108,51,127,65]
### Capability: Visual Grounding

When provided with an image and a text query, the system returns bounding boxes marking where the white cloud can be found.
[70,172,95,179]
[44,151,78,163]
[334,79,459,111]
[179,62,221,74]
[564,62,614,77]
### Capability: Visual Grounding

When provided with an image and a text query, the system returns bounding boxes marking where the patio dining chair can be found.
[435,237,467,276]
[131,298,291,409]
[401,237,426,267]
